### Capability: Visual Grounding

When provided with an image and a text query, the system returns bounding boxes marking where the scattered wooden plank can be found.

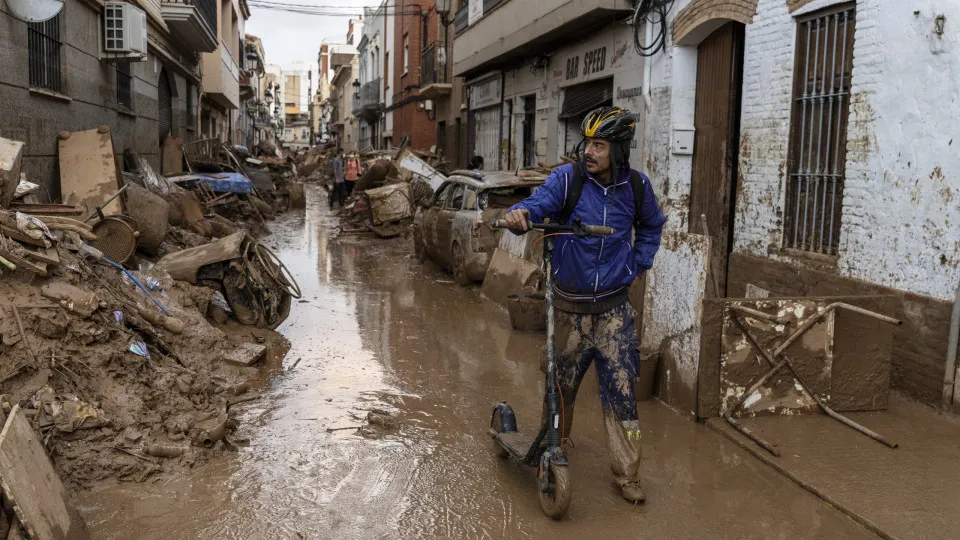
[0,405,91,539]
[6,204,83,217]
[222,342,267,367]
[57,127,122,217]
[21,246,59,267]
[0,248,46,276]
[0,226,45,248]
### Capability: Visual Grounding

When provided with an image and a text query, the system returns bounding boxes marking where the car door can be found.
[436,182,465,267]
[423,182,451,259]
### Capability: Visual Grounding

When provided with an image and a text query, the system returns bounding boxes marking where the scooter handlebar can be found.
[580,224,616,236]
[491,219,615,237]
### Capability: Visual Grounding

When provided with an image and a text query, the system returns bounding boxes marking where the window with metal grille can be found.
[117,62,132,110]
[784,4,856,255]
[28,15,63,92]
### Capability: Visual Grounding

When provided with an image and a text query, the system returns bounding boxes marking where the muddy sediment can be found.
[0,252,289,490]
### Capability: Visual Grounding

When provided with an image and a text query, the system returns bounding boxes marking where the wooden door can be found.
[688,22,745,297]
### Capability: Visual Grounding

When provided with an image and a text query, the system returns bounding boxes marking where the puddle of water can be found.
[79,186,875,540]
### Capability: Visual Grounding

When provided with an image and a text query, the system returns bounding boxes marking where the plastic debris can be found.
[129,340,150,359]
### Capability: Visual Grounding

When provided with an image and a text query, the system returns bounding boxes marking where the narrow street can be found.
[79,186,874,539]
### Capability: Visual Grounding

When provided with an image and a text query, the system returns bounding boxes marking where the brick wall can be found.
[0,0,198,199]
[390,0,439,150]
[733,0,960,302]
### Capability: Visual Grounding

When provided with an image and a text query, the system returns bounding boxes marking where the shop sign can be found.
[469,75,502,109]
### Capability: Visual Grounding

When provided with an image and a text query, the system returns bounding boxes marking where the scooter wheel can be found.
[490,409,509,459]
[538,463,572,520]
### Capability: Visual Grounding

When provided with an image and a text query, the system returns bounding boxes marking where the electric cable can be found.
[631,0,675,57]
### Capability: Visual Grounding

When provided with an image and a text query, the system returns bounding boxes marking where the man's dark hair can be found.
[468,155,484,169]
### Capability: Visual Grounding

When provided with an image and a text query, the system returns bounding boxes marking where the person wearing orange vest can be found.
[344,154,361,197]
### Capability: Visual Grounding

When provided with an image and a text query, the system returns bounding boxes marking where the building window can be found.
[784,4,856,256]
[117,62,132,110]
[385,52,390,88]
[403,35,409,74]
[187,83,196,128]
[28,15,63,92]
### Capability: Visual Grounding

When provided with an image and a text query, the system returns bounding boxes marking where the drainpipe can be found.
[497,70,505,169]
[944,283,960,407]
[643,19,653,111]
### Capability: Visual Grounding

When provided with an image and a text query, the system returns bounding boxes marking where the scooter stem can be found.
[544,235,561,448]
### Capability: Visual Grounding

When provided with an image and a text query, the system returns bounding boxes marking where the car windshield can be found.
[478,186,536,210]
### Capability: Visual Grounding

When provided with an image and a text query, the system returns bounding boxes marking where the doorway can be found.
[522,95,536,167]
[688,22,745,297]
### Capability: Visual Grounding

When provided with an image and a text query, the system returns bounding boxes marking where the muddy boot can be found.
[620,481,646,504]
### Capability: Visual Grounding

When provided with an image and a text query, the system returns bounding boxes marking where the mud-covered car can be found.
[412,171,544,284]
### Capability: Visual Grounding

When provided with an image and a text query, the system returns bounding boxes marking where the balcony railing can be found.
[360,78,380,109]
[421,42,447,86]
[164,0,217,35]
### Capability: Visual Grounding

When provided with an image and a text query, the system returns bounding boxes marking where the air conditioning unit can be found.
[103,2,147,56]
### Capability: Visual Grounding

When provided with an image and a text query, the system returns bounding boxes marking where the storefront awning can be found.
[560,78,614,119]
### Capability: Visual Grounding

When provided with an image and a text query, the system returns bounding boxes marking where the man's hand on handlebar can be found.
[503,208,531,232]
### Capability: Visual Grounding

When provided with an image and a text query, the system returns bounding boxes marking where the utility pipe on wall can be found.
[944,283,960,407]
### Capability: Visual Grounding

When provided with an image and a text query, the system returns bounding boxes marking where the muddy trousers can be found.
[545,301,643,489]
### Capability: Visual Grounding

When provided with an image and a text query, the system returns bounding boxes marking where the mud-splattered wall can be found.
[734,0,960,302]
[642,231,710,418]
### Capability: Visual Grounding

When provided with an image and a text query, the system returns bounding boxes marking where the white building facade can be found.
[454,0,960,412]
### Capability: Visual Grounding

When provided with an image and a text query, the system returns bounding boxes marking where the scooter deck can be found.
[490,429,538,460]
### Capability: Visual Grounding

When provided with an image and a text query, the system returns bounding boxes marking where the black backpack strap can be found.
[558,163,586,225]
[628,170,647,227]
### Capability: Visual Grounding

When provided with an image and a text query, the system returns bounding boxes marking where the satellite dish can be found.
[7,0,65,23]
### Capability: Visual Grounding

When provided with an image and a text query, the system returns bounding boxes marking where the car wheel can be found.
[452,242,470,286]
[413,228,426,262]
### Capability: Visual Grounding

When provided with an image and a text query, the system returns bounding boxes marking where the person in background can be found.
[468,155,485,173]
[344,153,362,197]
[327,149,346,209]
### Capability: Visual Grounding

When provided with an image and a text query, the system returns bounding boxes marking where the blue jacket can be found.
[509,163,666,301]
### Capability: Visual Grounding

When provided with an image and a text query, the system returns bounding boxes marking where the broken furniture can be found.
[699,296,901,456]
[0,137,25,209]
[154,232,300,329]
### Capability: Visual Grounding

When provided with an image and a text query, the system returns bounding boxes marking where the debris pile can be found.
[298,143,451,239]
[0,129,301,491]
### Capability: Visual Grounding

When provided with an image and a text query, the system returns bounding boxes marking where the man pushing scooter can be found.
[503,106,666,504]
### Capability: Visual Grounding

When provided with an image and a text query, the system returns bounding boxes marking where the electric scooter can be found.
[488,218,615,520]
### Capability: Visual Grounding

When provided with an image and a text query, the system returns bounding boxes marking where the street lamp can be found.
[264,89,273,105]
[435,0,452,24]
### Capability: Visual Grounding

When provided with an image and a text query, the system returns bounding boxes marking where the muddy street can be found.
[78,186,875,539]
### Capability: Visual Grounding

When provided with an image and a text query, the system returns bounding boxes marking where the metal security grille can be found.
[158,70,173,145]
[784,4,856,255]
[472,106,499,170]
[117,62,132,109]
[28,16,62,92]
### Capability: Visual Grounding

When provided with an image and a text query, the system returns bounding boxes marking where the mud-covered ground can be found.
[78,186,876,539]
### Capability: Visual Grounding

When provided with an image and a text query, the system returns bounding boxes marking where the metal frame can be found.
[784,4,855,255]
[724,302,900,456]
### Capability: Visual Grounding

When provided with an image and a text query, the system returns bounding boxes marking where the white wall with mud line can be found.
[733,0,960,301]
